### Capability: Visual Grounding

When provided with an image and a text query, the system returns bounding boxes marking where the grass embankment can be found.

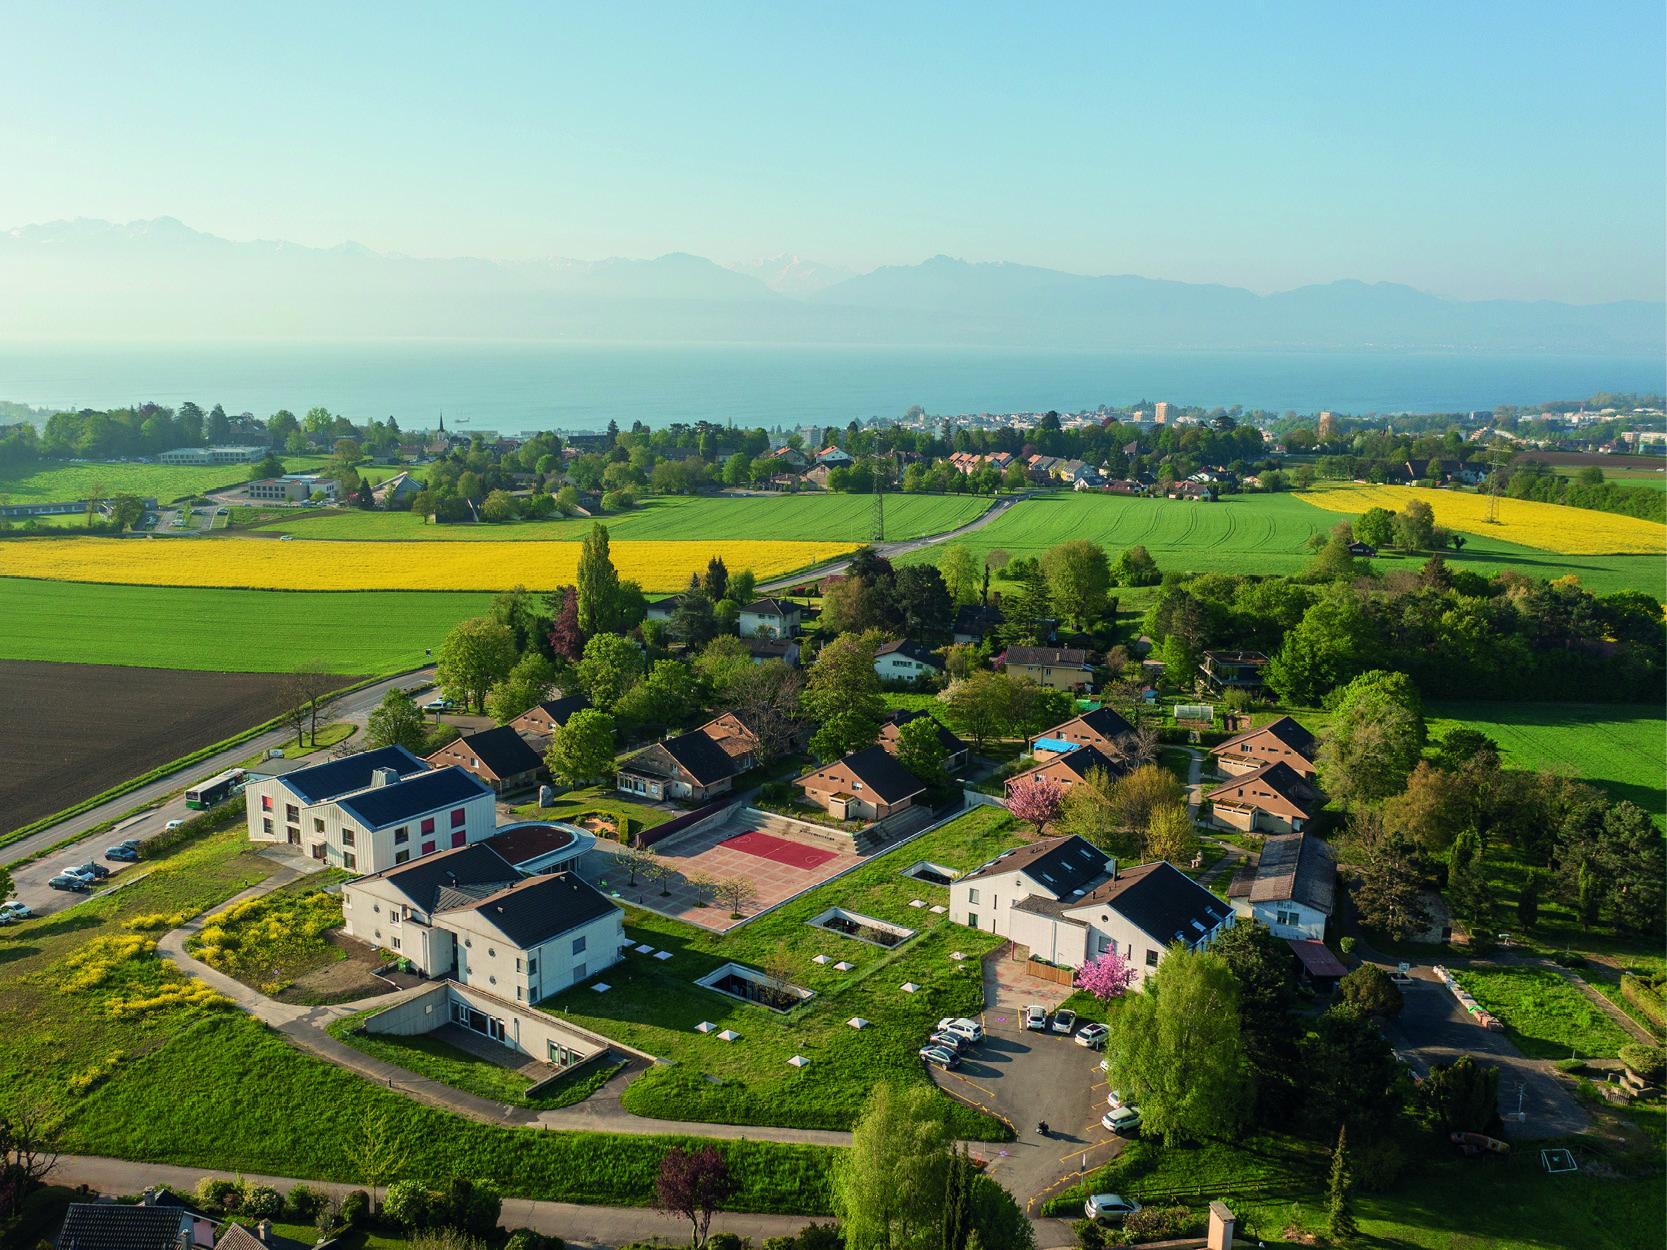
[329,1015,626,1111]
[539,805,1019,1139]
[1450,966,1632,1060]
[254,491,988,543]
[507,787,677,840]
[186,871,351,998]
[897,490,1667,598]
[0,578,489,672]
[0,816,834,1212]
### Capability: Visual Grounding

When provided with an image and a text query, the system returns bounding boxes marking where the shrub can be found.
[709,1235,747,1250]
[1338,936,1357,957]
[195,1177,239,1210]
[762,1225,840,1250]
[1124,1204,1201,1240]
[339,1190,370,1228]
[1620,1042,1666,1084]
[382,1179,432,1229]
[504,1229,564,1250]
[1622,974,1667,1030]
[438,1178,502,1238]
[1073,1218,1108,1249]
[286,1184,325,1222]
[240,1185,282,1219]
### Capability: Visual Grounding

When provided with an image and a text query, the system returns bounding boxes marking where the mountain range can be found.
[1,217,1658,353]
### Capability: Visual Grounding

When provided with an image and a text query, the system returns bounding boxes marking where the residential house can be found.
[766,445,809,470]
[744,636,801,666]
[698,710,765,770]
[341,843,623,1007]
[509,695,590,744]
[948,835,1233,982]
[740,597,803,638]
[616,729,743,801]
[1205,761,1323,834]
[373,471,424,508]
[1227,832,1336,940]
[1005,744,1123,799]
[1028,705,1135,761]
[245,746,429,854]
[952,603,1003,646]
[1346,541,1377,557]
[1211,716,1318,778]
[55,1200,217,1250]
[877,709,970,773]
[796,745,927,822]
[815,446,854,468]
[426,725,544,795]
[874,639,943,684]
[1001,645,1098,692]
[1167,480,1215,501]
[644,594,683,624]
[803,464,834,489]
[1199,650,1269,693]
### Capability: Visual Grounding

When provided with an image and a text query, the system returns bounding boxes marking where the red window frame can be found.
[450,807,466,828]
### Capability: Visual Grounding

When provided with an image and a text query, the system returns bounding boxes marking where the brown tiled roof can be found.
[1248,833,1337,915]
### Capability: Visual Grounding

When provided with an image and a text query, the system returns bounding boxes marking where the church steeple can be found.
[438,410,445,434]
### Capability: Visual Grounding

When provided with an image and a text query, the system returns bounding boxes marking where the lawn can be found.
[893,490,1666,599]
[253,491,989,544]
[0,578,490,672]
[0,457,404,506]
[187,871,350,997]
[328,1015,627,1111]
[507,787,677,840]
[1450,966,1632,1060]
[0,818,834,1213]
[537,805,1022,1139]
[1427,701,1665,829]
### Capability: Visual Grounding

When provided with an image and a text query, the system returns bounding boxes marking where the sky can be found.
[1,1,1663,303]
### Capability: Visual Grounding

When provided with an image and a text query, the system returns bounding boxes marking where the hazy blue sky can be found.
[2,2,1662,301]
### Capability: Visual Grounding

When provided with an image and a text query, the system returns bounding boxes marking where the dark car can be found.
[73,861,110,880]
[48,874,91,892]
[105,846,141,862]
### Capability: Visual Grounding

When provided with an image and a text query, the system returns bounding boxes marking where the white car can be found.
[164,820,184,831]
[0,901,32,922]
[61,866,97,882]
[1102,1106,1142,1135]
[1023,1004,1048,1031]
[1084,1193,1141,1223]
[935,1016,983,1043]
[1106,1089,1125,1109]
[1051,1008,1078,1035]
[1075,1022,1110,1049]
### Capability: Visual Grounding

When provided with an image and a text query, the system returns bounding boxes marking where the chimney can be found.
[1206,1201,1235,1250]
[371,766,398,788]
[257,1219,272,1243]
[141,1186,156,1206]
[1108,857,1118,881]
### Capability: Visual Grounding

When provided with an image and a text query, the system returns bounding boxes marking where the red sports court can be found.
[718,829,838,870]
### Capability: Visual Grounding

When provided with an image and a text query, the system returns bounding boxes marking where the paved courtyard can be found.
[572,811,864,932]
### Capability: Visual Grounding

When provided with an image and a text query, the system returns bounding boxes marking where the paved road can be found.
[3,668,434,919]
[756,491,1032,591]
[50,1154,813,1250]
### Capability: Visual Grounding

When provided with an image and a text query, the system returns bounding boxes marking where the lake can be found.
[1,340,1661,431]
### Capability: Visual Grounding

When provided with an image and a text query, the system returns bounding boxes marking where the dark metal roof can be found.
[57,1204,191,1250]
[743,597,801,617]
[441,725,543,780]
[962,834,1111,899]
[875,638,943,668]
[485,822,578,868]
[1070,860,1233,945]
[337,765,492,829]
[835,745,928,804]
[1003,646,1095,667]
[1072,705,1135,741]
[442,871,619,949]
[1215,715,1317,762]
[523,695,589,728]
[655,729,744,787]
[281,745,427,804]
[366,841,519,911]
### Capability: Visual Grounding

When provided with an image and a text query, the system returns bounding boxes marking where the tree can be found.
[1325,1125,1358,1244]
[1208,920,1298,1112]
[485,651,558,724]
[1006,773,1063,836]
[996,564,1051,647]
[653,1145,739,1250]
[382,1180,432,1229]
[1419,1054,1499,1136]
[615,659,707,736]
[545,709,615,785]
[831,1083,954,1250]
[1144,804,1197,864]
[1042,538,1111,629]
[481,489,517,522]
[1264,591,1377,706]
[701,556,729,602]
[894,716,950,786]
[1337,963,1403,1018]
[671,583,718,647]
[109,493,146,532]
[1104,947,1246,1145]
[1317,669,1426,808]
[939,544,981,607]
[575,633,645,710]
[803,630,886,760]
[715,878,761,919]
[1517,867,1546,929]
[0,1104,57,1222]
[1111,764,1185,835]
[1110,544,1161,587]
[1352,506,1395,550]
[1383,761,1469,852]
[488,585,548,655]
[1394,498,1436,550]
[1055,766,1135,855]
[366,689,429,753]
[937,671,1023,752]
[1302,1006,1404,1141]
[1351,816,1432,941]
[1074,950,1137,1003]
[548,585,584,661]
[436,618,518,713]
[577,522,624,634]
[893,565,954,643]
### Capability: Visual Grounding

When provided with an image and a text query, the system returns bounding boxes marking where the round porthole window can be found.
[489,975,497,985]
[373,904,380,914]
[464,938,472,948]
[488,948,497,958]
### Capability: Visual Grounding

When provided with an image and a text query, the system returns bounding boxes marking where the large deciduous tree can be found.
[575,633,645,711]
[653,1144,738,1250]
[1264,590,1378,706]
[366,689,429,754]
[1103,946,1246,1145]
[894,715,950,787]
[436,617,518,714]
[831,1084,953,1250]
[939,544,981,607]
[1317,669,1426,808]
[485,651,559,724]
[1041,538,1111,629]
[802,630,886,760]
[544,709,616,785]
[576,522,624,635]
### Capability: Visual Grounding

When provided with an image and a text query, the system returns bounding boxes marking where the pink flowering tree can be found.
[1006,774,1064,836]
[1075,949,1138,1003]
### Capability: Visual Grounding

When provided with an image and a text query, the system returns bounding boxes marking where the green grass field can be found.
[539,805,1018,1138]
[1427,702,1665,827]
[254,490,988,543]
[1450,966,1633,1060]
[0,457,404,506]
[0,577,488,673]
[896,490,1666,598]
[0,819,833,1213]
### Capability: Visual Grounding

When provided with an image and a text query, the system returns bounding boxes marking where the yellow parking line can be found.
[945,1071,998,1099]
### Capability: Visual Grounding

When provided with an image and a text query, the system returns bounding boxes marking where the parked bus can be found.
[184,768,246,811]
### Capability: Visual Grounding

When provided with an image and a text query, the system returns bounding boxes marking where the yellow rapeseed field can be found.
[1297,484,1665,555]
[0,536,859,591]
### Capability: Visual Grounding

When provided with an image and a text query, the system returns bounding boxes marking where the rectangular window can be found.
[394,827,409,844]
[286,804,299,822]
[421,841,436,856]
[261,818,272,834]
[574,961,587,981]
[421,816,436,835]
[395,850,411,865]
[313,817,324,833]
[968,888,981,905]
[967,912,979,929]
[516,987,524,1002]
[451,807,466,828]
[528,956,538,975]
[572,934,587,955]
[344,852,356,870]
[261,795,272,811]
[390,936,399,950]
[1145,949,1159,968]
[342,828,355,847]
[516,957,524,972]
[451,830,466,849]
